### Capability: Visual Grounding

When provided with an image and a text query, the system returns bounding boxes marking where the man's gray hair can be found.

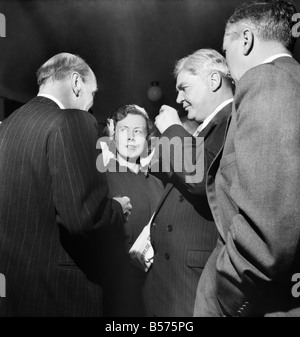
[174,48,231,80]
[37,52,92,86]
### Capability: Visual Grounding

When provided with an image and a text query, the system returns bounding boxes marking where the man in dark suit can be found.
[143,49,233,316]
[0,53,131,316]
[194,0,300,317]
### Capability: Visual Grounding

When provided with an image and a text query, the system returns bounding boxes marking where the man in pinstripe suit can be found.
[0,53,131,316]
[143,49,233,316]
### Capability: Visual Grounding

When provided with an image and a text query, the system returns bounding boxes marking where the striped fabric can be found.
[144,103,232,317]
[0,96,122,316]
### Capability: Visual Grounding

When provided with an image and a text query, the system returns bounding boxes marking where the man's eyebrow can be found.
[176,82,185,91]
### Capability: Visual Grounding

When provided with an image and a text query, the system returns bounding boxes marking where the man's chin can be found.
[187,111,196,120]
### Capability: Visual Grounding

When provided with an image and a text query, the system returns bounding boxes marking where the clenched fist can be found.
[155,105,182,134]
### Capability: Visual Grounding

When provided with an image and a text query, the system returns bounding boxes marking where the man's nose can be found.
[176,91,183,104]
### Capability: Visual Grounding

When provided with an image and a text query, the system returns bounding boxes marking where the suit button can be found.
[178,195,184,202]
[167,225,173,232]
[152,222,156,226]
[165,253,170,260]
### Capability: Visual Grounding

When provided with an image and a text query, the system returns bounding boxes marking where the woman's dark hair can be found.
[107,104,154,140]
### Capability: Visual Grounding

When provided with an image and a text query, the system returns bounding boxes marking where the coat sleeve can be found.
[47,109,124,243]
[201,64,300,316]
[160,122,227,196]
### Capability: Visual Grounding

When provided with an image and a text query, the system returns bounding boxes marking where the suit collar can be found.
[37,93,65,109]
[261,53,292,64]
[31,95,61,109]
[194,99,233,137]
[197,102,232,138]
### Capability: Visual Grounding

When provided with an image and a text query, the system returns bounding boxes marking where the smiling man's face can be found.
[176,69,212,123]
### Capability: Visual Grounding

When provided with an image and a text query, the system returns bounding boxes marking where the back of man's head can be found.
[226,0,297,52]
[174,48,233,86]
[37,52,92,87]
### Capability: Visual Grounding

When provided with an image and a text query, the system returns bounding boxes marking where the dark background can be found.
[1,0,300,124]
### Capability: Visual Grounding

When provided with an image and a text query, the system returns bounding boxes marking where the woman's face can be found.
[114,113,148,160]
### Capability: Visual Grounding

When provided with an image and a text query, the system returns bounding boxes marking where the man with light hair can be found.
[142,48,233,316]
[194,0,300,317]
[0,52,131,316]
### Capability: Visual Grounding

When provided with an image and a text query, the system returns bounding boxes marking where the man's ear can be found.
[210,71,222,92]
[242,28,254,56]
[71,72,81,97]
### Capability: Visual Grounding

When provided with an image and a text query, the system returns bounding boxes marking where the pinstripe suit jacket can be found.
[0,96,123,316]
[194,57,300,317]
[144,103,232,317]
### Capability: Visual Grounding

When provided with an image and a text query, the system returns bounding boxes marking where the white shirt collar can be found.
[261,53,292,64]
[99,140,155,173]
[193,98,233,137]
[37,93,65,109]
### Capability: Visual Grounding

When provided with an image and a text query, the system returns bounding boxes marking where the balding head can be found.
[37,53,94,87]
[37,53,98,111]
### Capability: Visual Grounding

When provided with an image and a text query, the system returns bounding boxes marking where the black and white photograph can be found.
[0,0,300,322]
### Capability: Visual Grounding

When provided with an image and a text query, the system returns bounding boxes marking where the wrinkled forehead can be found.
[176,68,198,87]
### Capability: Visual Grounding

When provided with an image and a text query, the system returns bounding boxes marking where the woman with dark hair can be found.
[100,104,163,317]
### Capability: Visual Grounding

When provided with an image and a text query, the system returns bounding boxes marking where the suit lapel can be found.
[197,103,232,140]
[211,114,232,167]
[205,107,232,241]
[152,180,176,223]
[206,104,232,171]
